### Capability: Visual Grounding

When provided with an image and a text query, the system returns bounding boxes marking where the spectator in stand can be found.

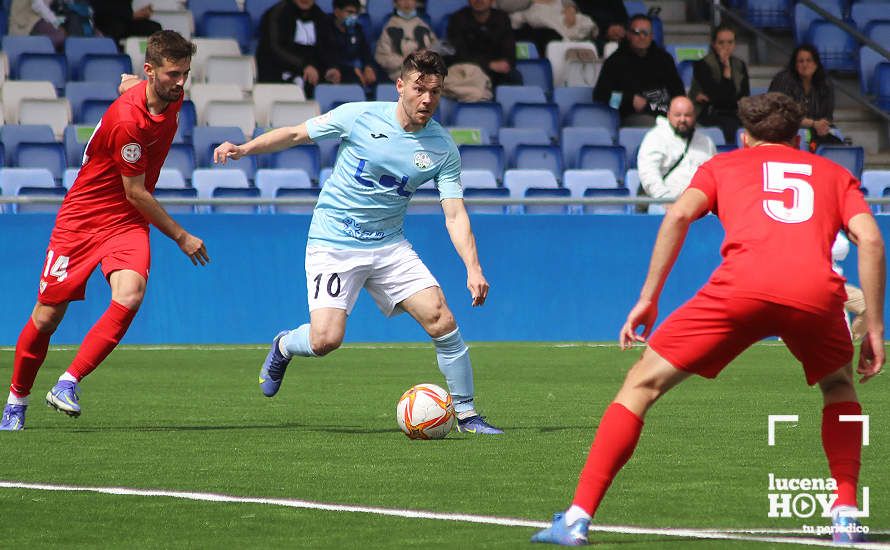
[592,14,684,126]
[90,0,162,44]
[509,0,598,58]
[769,44,843,148]
[8,0,67,50]
[637,96,716,213]
[375,0,437,83]
[574,0,627,56]
[690,24,750,145]
[447,0,523,88]
[322,0,376,90]
[256,0,329,98]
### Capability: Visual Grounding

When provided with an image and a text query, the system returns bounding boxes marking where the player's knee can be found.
[819,370,855,398]
[32,310,63,333]
[311,332,342,356]
[113,291,144,310]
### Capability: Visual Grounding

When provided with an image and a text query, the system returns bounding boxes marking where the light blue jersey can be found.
[304,101,462,249]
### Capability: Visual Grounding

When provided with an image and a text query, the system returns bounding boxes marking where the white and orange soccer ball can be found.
[396,383,456,440]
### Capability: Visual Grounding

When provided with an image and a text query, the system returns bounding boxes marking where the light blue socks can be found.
[281,323,316,358]
[433,327,475,414]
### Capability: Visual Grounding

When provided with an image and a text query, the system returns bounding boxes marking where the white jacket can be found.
[637,116,716,200]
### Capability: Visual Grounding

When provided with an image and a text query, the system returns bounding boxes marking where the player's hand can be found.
[619,298,658,350]
[467,269,489,307]
[304,65,320,86]
[213,141,245,164]
[857,331,885,383]
[118,73,140,95]
[325,67,341,84]
[177,233,210,266]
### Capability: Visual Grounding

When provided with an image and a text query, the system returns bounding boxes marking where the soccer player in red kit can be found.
[532,93,885,545]
[0,30,209,431]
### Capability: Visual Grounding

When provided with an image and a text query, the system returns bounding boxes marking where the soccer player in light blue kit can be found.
[213,50,502,434]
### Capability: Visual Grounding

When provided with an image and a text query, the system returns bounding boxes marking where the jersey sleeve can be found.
[435,142,463,199]
[109,122,148,177]
[840,173,871,227]
[688,160,718,213]
[305,102,368,142]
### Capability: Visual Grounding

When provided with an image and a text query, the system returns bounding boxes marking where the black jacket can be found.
[446,7,516,69]
[255,0,330,83]
[592,43,685,118]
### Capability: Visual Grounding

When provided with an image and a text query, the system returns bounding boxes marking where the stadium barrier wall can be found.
[0,214,880,344]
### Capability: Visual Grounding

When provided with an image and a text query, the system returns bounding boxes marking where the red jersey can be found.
[689,144,870,314]
[55,80,181,233]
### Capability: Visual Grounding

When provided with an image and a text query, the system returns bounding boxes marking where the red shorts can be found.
[649,293,853,385]
[37,226,150,305]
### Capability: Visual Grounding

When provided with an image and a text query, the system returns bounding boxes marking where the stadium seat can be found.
[190,38,241,82]
[582,187,631,214]
[188,0,239,32]
[192,126,245,166]
[211,186,261,214]
[498,128,550,165]
[269,101,320,128]
[745,0,792,29]
[154,187,198,214]
[508,103,560,141]
[624,0,646,16]
[211,152,257,181]
[18,99,72,140]
[564,103,619,140]
[512,144,563,177]
[1,124,56,166]
[268,145,321,180]
[496,85,547,119]
[374,83,399,102]
[458,145,505,181]
[553,87,595,122]
[716,144,737,154]
[577,145,628,183]
[16,142,66,182]
[859,47,885,95]
[503,168,559,200]
[1,80,57,125]
[319,166,333,185]
[63,167,79,188]
[123,37,149,78]
[156,168,188,189]
[256,169,314,200]
[463,186,510,214]
[245,0,281,34]
[65,37,118,80]
[152,10,196,39]
[793,0,843,44]
[875,63,890,111]
[851,2,887,32]
[79,54,133,82]
[561,127,615,169]
[65,81,118,124]
[625,168,641,196]
[203,56,256,92]
[15,185,67,214]
[881,187,890,214]
[807,21,857,73]
[516,59,554,95]
[666,44,708,64]
[162,144,197,182]
[189,83,244,122]
[524,187,571,214]
[79,99,113,126]
[697,126,726,146]
[864,20,890,50]
[618,127,649,169]
[563,169,619,197]
[450,103,504,144]
[366,0,396,37]
[18,53,67,94]
[180,100,197,142]
[191,167,250,212]
[273,187,320,214]
[253,83,307,126]
[0,167,56,198]
[200,12,252,52]
[545,41,599,88]
[459,169,499,189]
[204,100,257,139]
[314,83,366,112]
[860,170,890,212]
[447,127,488,145]
[317,139,340,168]
[678,59,695,91]
[407,186,442,215]
[425,0,465,31]
[816,145,864,179]
[2,35,54,77]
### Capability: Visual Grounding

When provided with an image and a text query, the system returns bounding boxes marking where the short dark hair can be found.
[788,44,827,86]
[400,50,448,80]
[145,30,196,67]
[334,0,360,9]
[628,14,652,27]
[738,92,804,144]
[710,23,735,42]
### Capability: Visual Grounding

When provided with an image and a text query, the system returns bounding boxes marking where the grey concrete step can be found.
[644,0,687,22]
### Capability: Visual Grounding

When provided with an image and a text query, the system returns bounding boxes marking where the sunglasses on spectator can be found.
[630,28,651,36]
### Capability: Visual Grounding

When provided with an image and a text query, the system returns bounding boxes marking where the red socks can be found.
[66,300,137,381]
[822,401,863,508]
[9,319,52,398]
[572,402,645,516]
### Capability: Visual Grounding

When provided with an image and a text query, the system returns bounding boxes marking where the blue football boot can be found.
[45,380,81,417]
[531,512,590,545]
[832,506,866,543]
[456,414,504,434]
[0,404,27,430]
[259,331,291,397]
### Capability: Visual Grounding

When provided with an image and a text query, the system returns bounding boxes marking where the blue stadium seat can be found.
[15,185,67,214]
[793,0,843,44]
[64,37,118,79]
[851,2,886,31]
[583,187,631,215]
[426,0,465,31]
[63,167,79,188]
[200,12,253,52]
[864,20,890,50]
[460,169,499,189]
[564,103,619,141]
[553,87,594,121]
[458,145,505,181]
[513,144,563,178]
[561,127,615,169]
[188,0,239,29]
[180,100,197,142]
[154,187,198,214]
[274,187,320,214]
[256,169,314,201]
[314,84,366,112]
[156,168,188,189]
[875,63,890,111]
[745,0,792,29]
[716,144,737,154]
[496,85,547,118]
[211,152,257,181]
[524,187,571,214]
[697,126,726,146]
[516,59,554,95]
[0,143,5,168]
[319,167,333,185]
[625,168,641,196]
[367,0,397,38]
[375,83,398,102]
[16,142,66,182]
[497,128,550,166]
[2,35,54,77]
[79,54,134,82]
[80,99,114,125]
[212,186,261,214]
[268,145,321,181]
[193,126,244,166]
[678,59,695,90]
[516,40,539,60]
[244,0,280,35]
[192,167,250,213]
[861,170,890,203]
[1,124,56,166]
[63,124,96,166]
[624,0,647,16]
[406,186,442,215]
[463,186,510,214]
[163,144,197,182]
[577,145,627,183]
[563,168,619,197]
[859,47,885,95]
[450,102,503,143]
[618,127,649,169]
[18,53,68,94]
[508,103,560,141]
[0,168,56,199]
[503,168,559,199]
[816,145,864,179]
[65,81,118,123]
[807,21,857,73]
[316,0,333,11]
[317,139,340,169]
[882,187,890,214]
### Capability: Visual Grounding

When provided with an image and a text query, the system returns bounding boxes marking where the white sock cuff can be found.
[7,393,28,406]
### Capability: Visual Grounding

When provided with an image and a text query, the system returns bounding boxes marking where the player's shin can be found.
[281,324,317,357]
[66,300,137,380]
[572,403,645,517]
[9,318,52,398]
[822,401,863,508]
[432,327,475,417]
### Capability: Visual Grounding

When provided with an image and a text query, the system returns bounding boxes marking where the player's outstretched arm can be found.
[847,212,885,382]
[122,174,210,266]
[441,198,488,307]
[620,187,709,349]
[213,123,312,163]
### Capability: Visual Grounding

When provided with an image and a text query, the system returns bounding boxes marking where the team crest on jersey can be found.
[121,143,142,163]
[414,151,432,169]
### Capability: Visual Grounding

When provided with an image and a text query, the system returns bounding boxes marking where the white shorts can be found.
[305,240,440,317]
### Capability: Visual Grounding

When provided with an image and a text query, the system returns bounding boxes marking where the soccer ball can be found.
[396,383,456,440]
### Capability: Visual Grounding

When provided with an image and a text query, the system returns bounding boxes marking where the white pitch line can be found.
[0,481,886,548]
